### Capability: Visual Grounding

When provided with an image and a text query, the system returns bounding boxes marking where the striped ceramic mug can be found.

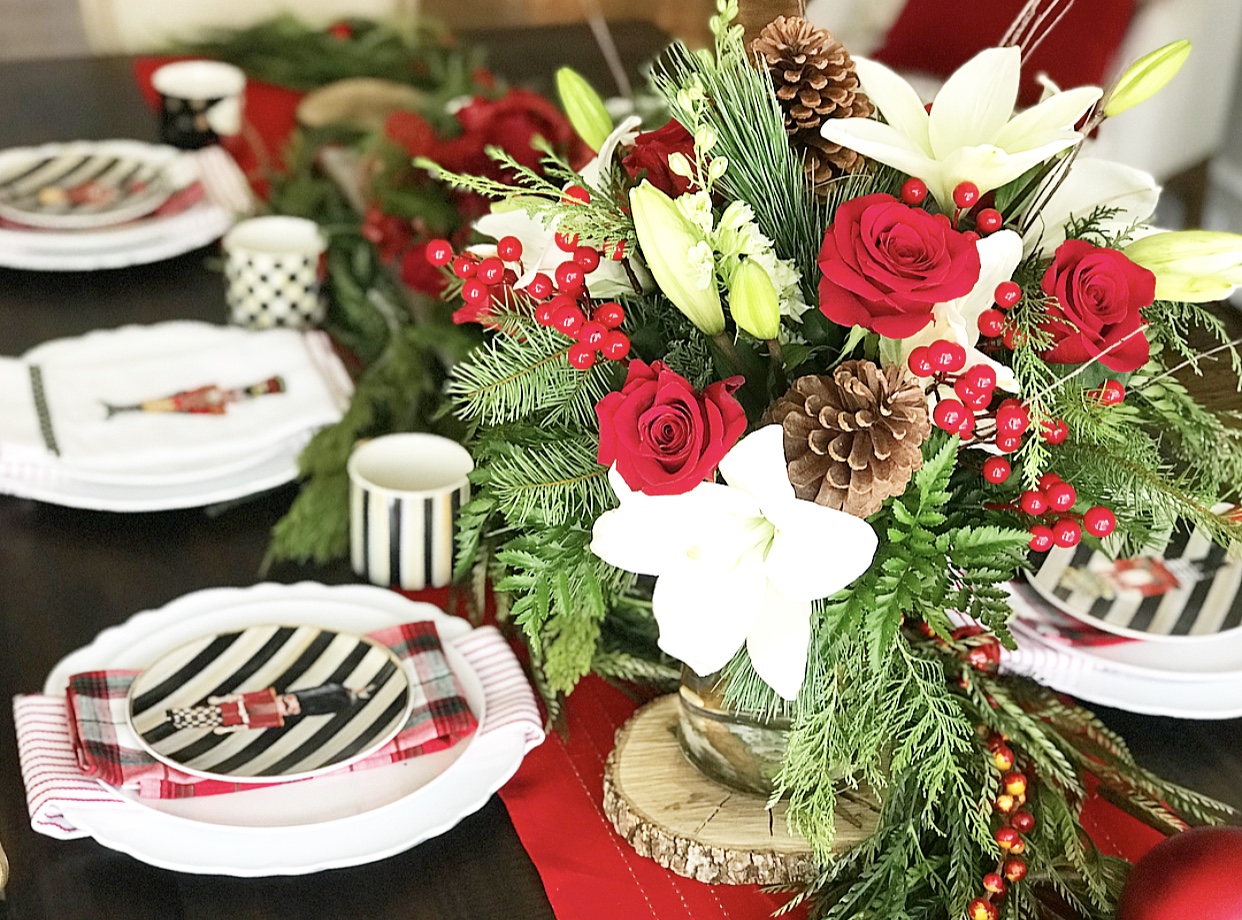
[349,434,473,590]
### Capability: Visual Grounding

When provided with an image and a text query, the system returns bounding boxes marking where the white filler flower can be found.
[591,425,878,699]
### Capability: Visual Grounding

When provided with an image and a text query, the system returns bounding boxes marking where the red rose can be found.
[1039,239,1154,373]
[401,241,448,298]
[817,193,981,338]
[384,110,437,158]
[596,360,746,496]
[438,89,589,176]
[621,120,696,198]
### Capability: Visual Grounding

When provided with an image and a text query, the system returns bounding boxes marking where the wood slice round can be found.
[296,78,428,132]
[603,694,878,886]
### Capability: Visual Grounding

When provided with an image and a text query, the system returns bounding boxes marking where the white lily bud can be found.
[629,181,725,335]
[1125,230,1242,302]
[728,259,781,339]
[708,157,729,181]
[667,152,694,179]
[694,125,717,154]
[555,67,613,152]
[1105,40,1192,117]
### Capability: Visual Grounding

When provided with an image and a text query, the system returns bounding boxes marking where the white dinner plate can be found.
[0,141,173,229]
[43,583,529,875]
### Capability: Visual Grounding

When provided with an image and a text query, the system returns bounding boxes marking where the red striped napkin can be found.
[16,622,540,839]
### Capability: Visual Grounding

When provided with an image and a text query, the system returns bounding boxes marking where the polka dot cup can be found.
[223,216,327,330]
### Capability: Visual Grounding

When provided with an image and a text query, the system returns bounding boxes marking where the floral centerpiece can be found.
[419,2,1242,916]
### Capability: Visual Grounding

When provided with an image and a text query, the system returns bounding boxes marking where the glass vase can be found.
[676,666,791,796]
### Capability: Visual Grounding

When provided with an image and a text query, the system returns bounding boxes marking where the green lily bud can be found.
[629,181,725,335]
[1105,40,1192,117]
[1125,230,1242,302]
[728,259,780,339]
[555,67,613,152]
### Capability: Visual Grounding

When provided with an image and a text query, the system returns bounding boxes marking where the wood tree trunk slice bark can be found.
[735,0,806,49]
[602,695,878,886]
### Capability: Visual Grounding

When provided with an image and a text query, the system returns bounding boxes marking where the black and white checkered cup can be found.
[151,60,245,150]
[223,216,327,330]
[349,434,474,591]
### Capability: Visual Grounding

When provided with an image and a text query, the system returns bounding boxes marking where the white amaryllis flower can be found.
[471,116,646,299]
[882,230,1024,393]
[590,425,878,700]
[1022,157,1159,256]
[821,47,1101,213]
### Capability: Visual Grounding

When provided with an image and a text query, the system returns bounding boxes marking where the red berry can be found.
[601,330,631,360]
[995,434,1023,453]
[983,873,1006,895]
[593,302,625,329]
[555,261,585,292]
[908,345,935,377]
[976,208,1003,234]
[552,303,585,336]
[967,898,999,920]
[1052,518,1082,547]
[1097,379,1126,405]
[900,177,928,205]
[1045,481,1077,513]
[994,281,1022,310]
[562,184,590,205]
[1041,418,1069,445]
[461,279,491,305]
[578,320,608,348]
[1037,472,1062,491]
[1028,525,1055,552]
[1019,490,1048,515]
[977,309,1006,338]
[953,181,980,209]
[573,246,601,272]
[477,257,506,285]
[964,364,997,391]
[1002,858,1027,883]
[1002,772,1028,797]
[997,399,1030,433]
[1083,506,1117,538]
[535,302,557,326]
[995,826,1021,850]
[1011,811,1036,834]
[982,457,1011,484]
[933,399,968,431]
[496,235,523,261]
[929,339,967,373]
[992,744,1015,771]
[959,386,992,411]
[425,238,454,266]
[527,273,553,299]
[958,412,977,438]
[452,254,478,279]
[554,231,579,252]
[567,343,597,369]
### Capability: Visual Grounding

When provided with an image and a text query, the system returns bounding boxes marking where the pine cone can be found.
[769,360,931,518]
[751,16,873,188]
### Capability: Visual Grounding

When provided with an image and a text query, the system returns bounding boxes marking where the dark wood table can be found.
[0,23,1239,920]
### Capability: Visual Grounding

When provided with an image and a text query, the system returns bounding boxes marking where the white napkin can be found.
[15,625,544,840]
[0,322,351,482]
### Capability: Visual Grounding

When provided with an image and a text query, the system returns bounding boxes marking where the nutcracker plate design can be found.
[127,625,412,781]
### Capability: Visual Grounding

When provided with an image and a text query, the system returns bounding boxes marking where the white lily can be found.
[471,116,646,299]
[822,47,1101,213]
[590,425,878,700]
[1023,157,1159,256]
[882,230,1024,393]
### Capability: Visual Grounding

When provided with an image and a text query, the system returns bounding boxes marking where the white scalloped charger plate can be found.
[43,583,527,875]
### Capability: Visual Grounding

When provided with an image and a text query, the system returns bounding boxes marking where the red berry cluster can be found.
[425,227,631,371]
[900,178,1003,236]
[908,340,998,441]
[981,463,1117,551]
[977,280,1022,340]
[966,735,1035,920]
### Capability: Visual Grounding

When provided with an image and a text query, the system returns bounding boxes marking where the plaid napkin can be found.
[62,620,476,799]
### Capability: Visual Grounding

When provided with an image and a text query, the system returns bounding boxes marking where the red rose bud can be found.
[595,360,745,495]
[621,120,697,198]
[818,193,982,338]
[1039,240,1153,372]
[1028,525,1055,552]
[1053,518,1082,547]
[1084,506,1117,537]
[982,457,1011,484]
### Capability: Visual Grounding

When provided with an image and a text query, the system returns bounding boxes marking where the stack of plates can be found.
[0,322,352,511]
[0,139,249,271]
[1004,532,1242,719]
[38,583,533,875]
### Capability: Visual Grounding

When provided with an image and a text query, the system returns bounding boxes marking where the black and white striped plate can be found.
[1027,523,1242,642]
[127,625,412,782]
[0,141,174,230]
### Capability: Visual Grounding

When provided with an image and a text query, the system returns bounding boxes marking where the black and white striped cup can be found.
[349,434,473,590]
